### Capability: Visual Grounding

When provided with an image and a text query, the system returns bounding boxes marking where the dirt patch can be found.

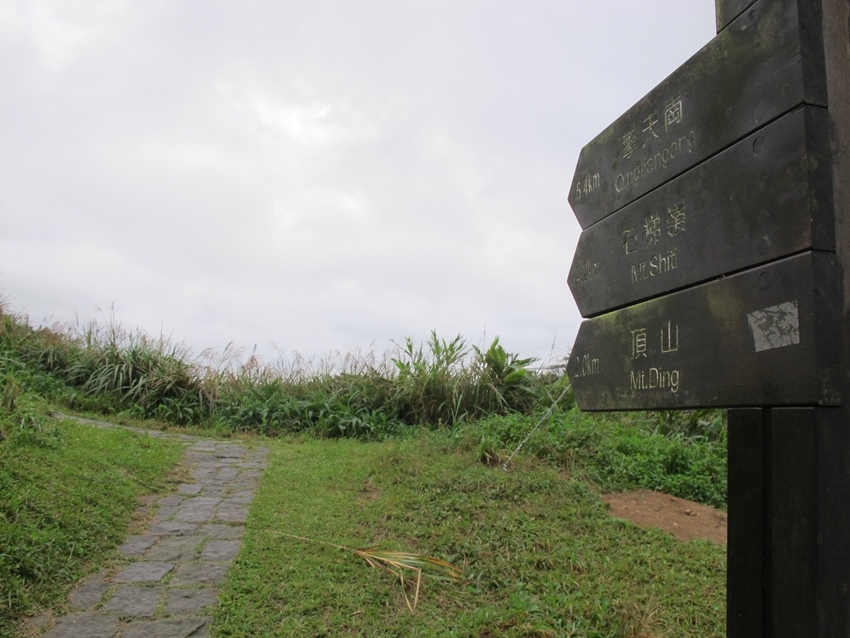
[603,490,727,545]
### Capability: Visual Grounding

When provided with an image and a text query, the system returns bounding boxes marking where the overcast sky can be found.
[0,1,716,368]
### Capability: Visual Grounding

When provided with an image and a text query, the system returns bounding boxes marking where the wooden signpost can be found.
[566,0,850,635]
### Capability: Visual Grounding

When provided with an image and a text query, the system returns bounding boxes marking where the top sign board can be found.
[567,0,827,229]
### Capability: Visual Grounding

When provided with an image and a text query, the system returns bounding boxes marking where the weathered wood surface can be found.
[727,407,850,637]
[715,0,757,33]
[569,106,833,317]
[568,0,827,229]
[724,4,850,637]
[726,409,764,637]
[569,252,841,411]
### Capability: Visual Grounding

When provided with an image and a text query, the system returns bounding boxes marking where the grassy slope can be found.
[457,409,728,509]
[0,420,185,635]
[214,434,725,638]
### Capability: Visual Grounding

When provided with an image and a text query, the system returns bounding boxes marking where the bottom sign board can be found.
[568,252,842,411]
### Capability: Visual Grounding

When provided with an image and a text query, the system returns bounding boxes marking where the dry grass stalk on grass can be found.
[267,531,464,612]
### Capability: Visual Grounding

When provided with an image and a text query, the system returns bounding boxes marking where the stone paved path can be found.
[34,417,269,638]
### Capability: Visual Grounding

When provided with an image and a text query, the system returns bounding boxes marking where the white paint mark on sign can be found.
[747,301,800,352]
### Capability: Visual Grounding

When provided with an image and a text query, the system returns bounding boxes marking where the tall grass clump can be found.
[73,336,200,420]
[390,332,541,425]
[0,302,203,421]
[200,345,398,438]
[199,331,555,437]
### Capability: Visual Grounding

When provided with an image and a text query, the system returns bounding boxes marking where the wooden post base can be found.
[728,407,850,636]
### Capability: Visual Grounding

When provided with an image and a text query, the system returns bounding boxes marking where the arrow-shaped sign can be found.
[567,0,827,229]
[569,252,841,411]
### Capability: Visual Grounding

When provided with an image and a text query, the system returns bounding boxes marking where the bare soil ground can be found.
[603,490,727,545]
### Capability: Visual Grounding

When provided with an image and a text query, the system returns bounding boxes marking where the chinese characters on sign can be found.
[622,97,683,159]
[622,202,687,254]
[631,328,648,359]
[666,202,686,236]
[629,321,681,394]
[631,321,679,360]
[661,320,679,353]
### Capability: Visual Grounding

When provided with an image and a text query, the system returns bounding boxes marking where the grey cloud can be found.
[0,0,716,363]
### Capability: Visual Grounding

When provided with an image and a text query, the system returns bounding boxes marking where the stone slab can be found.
[154,506,179,522]
[214,467,239,481]
[113,562,174,583]
[225,490,256,504]
[148,521,199,536]
[157,495,185,508]
[174,506,218,524]
[68,573,112,610]
[185,497,223,508]
[199,485,227,497]
[103,584,162,617]
[170,563,230,586]
[223,478,257,492]
[214,446,246,458]
[118,535,160,557]
[144,536,204,562]
[165,587,219,615]
[196,524,245,540]
[213,505,249,524]
[200,540,241,562]
[40,612,120,638]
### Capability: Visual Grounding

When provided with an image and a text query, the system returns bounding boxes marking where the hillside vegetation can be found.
[0,301,726,505]
[1,300,727,635]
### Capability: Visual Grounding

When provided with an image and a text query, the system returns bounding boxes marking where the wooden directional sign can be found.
[569,107,834,318]
[567,1,850,635]
[568,0,827,229]
[569,252,841,411]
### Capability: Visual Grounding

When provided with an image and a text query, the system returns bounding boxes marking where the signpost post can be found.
[566,0,850,634]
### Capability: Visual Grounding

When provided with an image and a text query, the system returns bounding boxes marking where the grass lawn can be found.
[213,433,725,637]
[0,419,186,635]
